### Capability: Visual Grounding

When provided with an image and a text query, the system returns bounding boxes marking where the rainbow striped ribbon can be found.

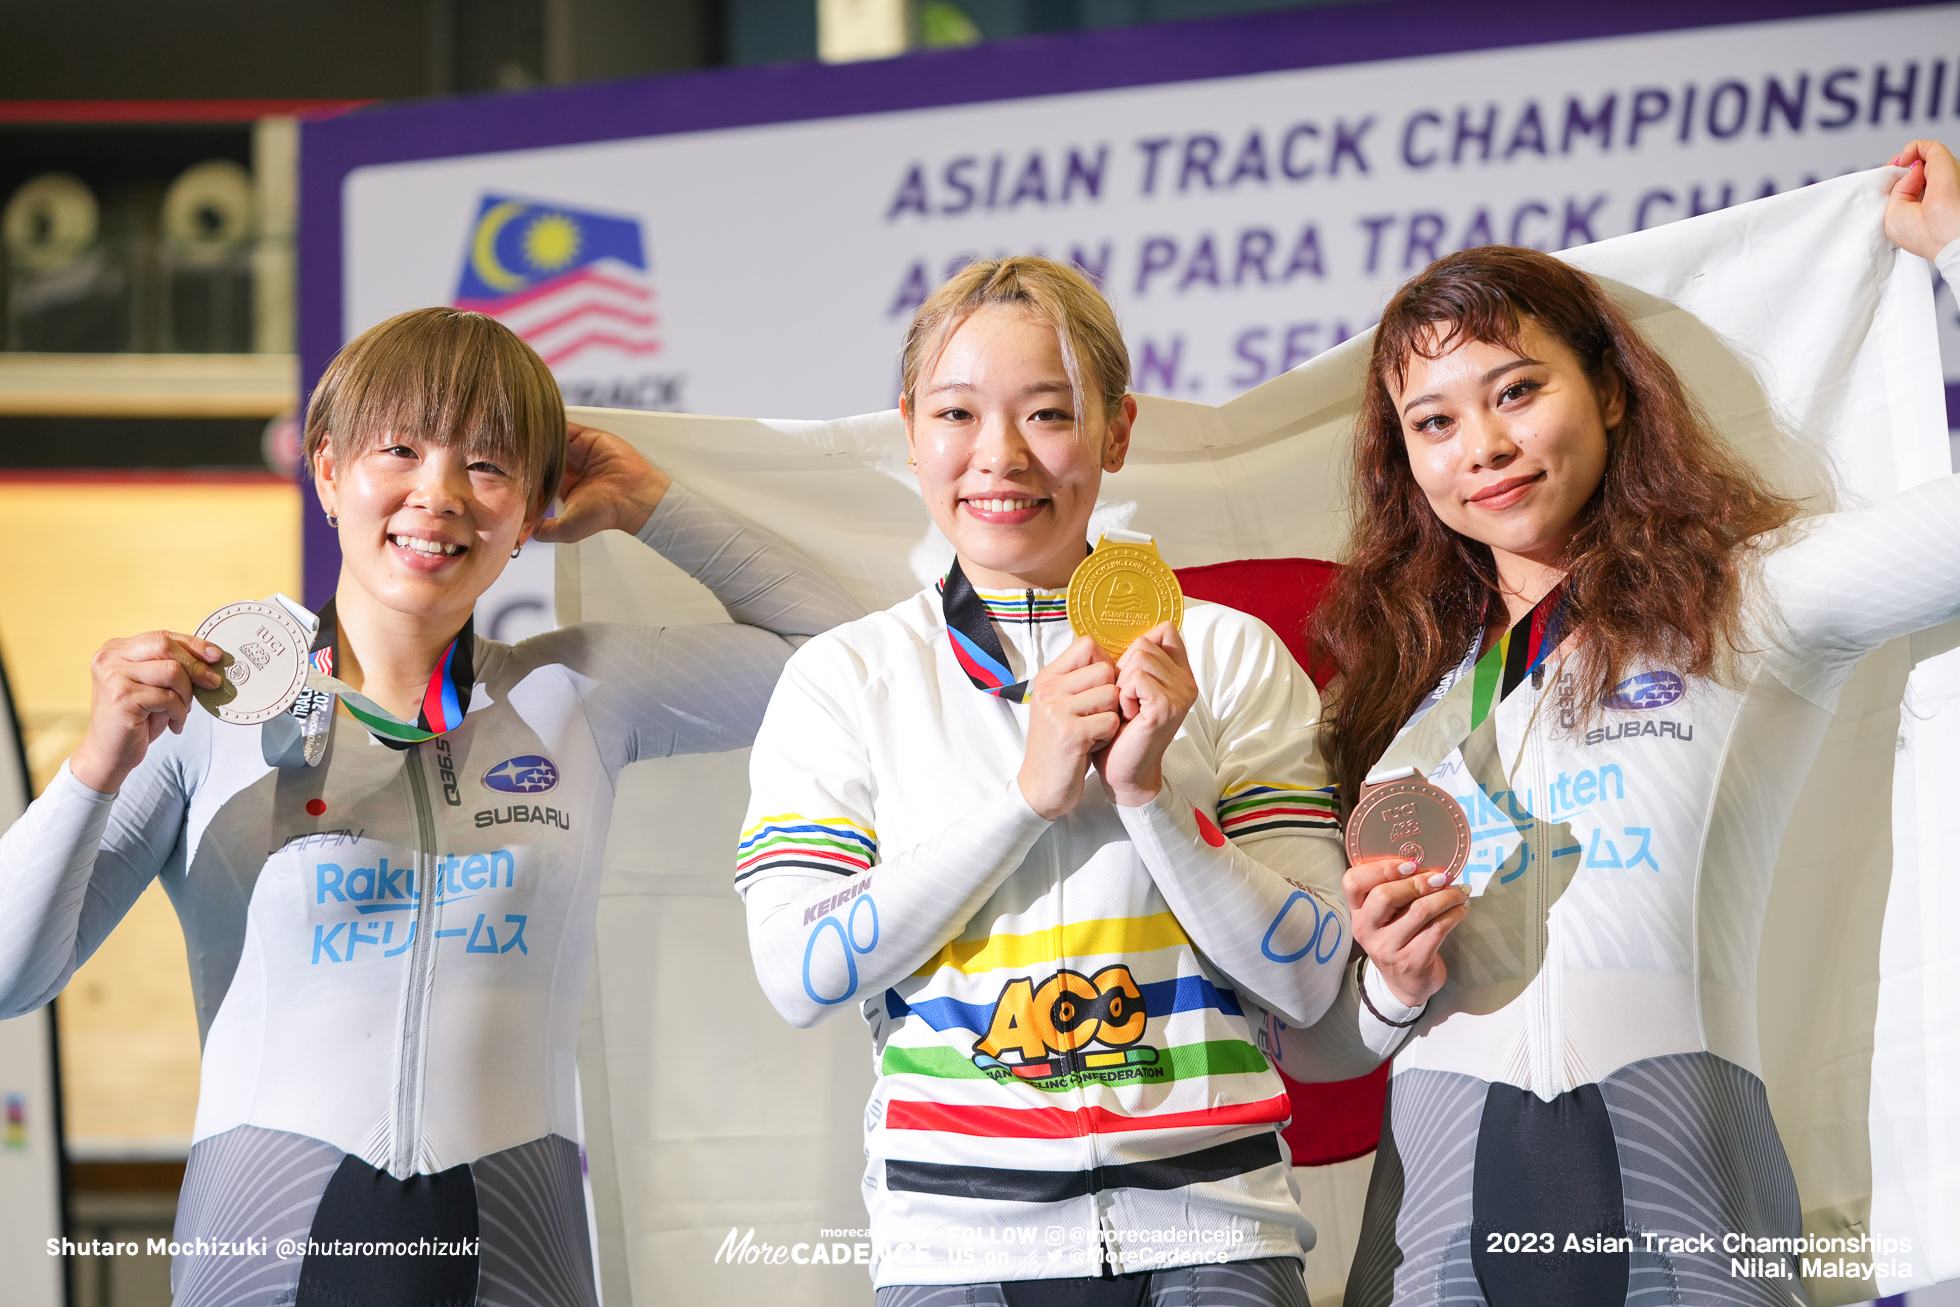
[939,558,1038,704]
[1365,582,1572,792]
[1465,581,1569,737]
[308,597,475,748]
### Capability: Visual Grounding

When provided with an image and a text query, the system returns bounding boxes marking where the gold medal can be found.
[1343,769,1471,880]
[1067,532,1184,658]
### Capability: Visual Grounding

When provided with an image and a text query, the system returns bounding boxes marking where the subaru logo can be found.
[1607,671,1683,711]
[482,754,559,794]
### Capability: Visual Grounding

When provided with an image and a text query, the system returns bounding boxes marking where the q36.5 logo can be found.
[971,966,1158,1081]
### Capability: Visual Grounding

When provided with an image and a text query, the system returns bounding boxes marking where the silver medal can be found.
[192,601,310,725]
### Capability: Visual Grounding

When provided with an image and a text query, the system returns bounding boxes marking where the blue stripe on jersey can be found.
[885,974,1243,1034]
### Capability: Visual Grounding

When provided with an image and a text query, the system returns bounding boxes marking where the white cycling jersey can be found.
[1288,466,1960,1307]
[739,577,1376,1291]
[0,484,860,1307]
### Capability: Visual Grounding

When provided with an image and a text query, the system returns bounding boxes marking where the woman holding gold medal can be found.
[1297,142,1960,1307]
[0,308,861,1307]
[737,256,1455,1305]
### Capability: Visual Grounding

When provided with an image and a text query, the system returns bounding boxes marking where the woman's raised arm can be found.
[516,425,863,766]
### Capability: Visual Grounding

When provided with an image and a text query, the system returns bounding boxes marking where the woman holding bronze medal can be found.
[0,307,861,1307]
[737,256,1442,1305]
[1304,142,1960,1307]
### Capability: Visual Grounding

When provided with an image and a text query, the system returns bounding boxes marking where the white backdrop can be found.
[561,172,1955,1307]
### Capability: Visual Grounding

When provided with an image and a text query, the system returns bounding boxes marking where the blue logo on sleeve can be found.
[482,755,559,794]
[1607,671,1683,710]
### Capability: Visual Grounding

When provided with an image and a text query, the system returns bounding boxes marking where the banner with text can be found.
[342,5,1960,428]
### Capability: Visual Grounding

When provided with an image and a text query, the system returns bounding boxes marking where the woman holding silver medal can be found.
[736,255,1451,1306]
[1288,142,1960,1306]
[0,307,861,1307]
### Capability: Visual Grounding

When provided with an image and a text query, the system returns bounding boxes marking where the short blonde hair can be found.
[900,256,1130,428]
[305,307,565,515]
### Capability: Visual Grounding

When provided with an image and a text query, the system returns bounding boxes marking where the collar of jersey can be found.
[967,585,1070,624]
[308,596,476,750]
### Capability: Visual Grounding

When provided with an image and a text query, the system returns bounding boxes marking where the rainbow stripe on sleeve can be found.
[1215,782,1340,838]
[735,814,879,884]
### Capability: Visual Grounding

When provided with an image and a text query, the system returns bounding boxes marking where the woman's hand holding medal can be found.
[1015,622,1197,821]
[1097,622,1197,808]
[71,631,227,794]
[1345,856,1469,1008]
[1017,635,1124,821]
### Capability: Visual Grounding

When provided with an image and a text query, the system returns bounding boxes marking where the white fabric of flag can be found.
[562,167,1955,1307]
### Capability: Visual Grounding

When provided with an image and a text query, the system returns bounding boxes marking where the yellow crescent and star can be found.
[470,202,585,291]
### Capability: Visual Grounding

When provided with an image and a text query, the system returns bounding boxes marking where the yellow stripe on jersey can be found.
[913,911,1193,977]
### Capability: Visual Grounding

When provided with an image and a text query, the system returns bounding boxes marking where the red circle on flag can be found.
[305,799,326,817]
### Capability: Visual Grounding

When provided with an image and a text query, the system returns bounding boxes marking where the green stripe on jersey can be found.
[881,1039,1270,1091]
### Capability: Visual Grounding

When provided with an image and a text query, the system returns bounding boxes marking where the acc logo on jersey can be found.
[1607,670,1683,710]
[482,755,559,794]
[971,966,1160,1082]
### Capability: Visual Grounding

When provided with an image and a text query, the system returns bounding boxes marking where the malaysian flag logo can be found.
[452,196,658,371]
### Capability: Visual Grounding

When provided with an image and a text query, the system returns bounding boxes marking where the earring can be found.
[511,545,523,558]
[325,512,339,528]
[907,457,916,469]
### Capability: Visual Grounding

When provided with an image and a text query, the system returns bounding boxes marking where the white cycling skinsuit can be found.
[1277,461,1960,1305]
[0,484,860,1307]
[739,571,1387,1302]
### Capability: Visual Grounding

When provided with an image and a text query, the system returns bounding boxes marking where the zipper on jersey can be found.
[1020,605,1101,1260]
[1041,680,1103,1269]
[1524,690,1560,1098]
[394,744,442,1178]
[1051,581,1112,1272]
[1024,590,1046,679]
[1055,816,1110,1271]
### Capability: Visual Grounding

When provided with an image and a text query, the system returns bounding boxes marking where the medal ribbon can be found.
[940,532,1155,703]
[1366,581,1569,785]
[1467,580,1568,737]
[939,559,1036,704]
[308,597,475,749]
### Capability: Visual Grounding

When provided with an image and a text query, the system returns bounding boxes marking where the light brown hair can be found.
[1312,246,1799,811]
[900,256,1130,427]
[305,307,566,515]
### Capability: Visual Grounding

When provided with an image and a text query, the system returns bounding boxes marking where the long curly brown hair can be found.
[1312,247,1800,812]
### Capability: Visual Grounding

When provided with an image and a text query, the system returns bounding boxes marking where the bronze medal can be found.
[1343,770,1471,880]
[1067,535,1184,658]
